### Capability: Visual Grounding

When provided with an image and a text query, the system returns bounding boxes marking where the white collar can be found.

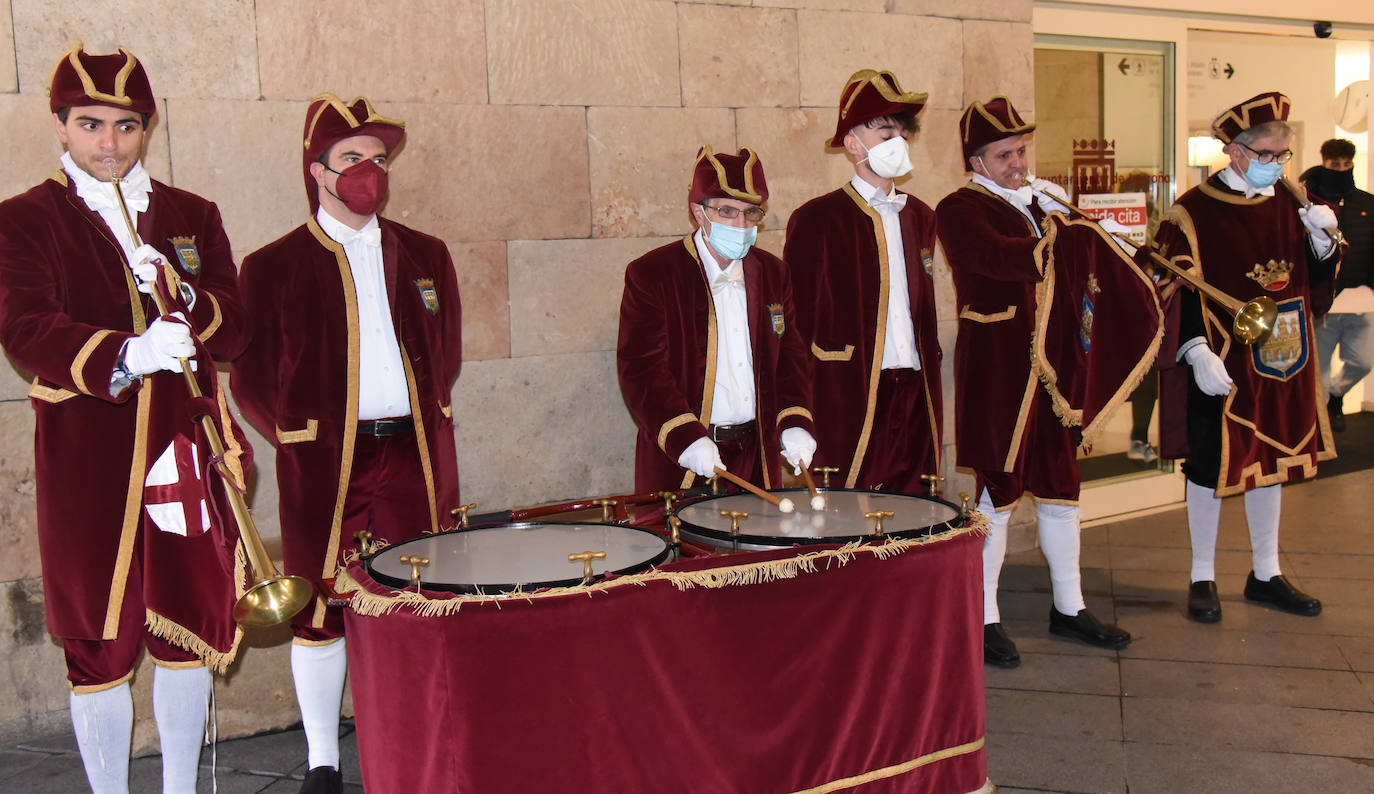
[1218,165,1275,198]
[62,152,152,213]
[971,172,1031,206]
[316,207,381,245]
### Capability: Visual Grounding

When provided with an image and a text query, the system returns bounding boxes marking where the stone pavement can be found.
[2,468,1372,793]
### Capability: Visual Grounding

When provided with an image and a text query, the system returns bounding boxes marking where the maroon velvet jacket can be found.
[1154,174,1338,495]
[0,171,246,646]
[231,218,462,626]
[616,235,815,492]
[785,184,944,488]
[935,184,1056,475]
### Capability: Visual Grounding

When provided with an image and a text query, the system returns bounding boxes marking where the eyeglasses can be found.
[700,202,766,224]
[1237,142,1293,165]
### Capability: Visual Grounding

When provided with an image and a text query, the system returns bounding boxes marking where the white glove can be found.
[1031,178,1071,214]
[1299,204,1337,238]
[779,427,817,476]
[1097,217,1137,255]
[1183,344,1233,397]
[123,313,195,376]
[129,243,168,295]
[678,436,725,479]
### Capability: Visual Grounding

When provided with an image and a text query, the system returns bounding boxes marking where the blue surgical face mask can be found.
[1242,158,1284,189]
[705,219,757,261]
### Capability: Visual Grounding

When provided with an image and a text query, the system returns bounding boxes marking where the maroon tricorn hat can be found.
[302,93,406,212]
[830,69,928,148]
[1211,91,1291,144]
[48,41,156,115]
[688,145,768,206]
[959,95,1036,165]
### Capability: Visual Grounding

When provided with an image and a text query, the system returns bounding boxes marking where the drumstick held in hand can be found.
[714,467,795,513]
[800,467,826,510]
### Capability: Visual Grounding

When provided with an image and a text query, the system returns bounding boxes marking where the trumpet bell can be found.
[1232,296,1279,345]
[233,575,314,628]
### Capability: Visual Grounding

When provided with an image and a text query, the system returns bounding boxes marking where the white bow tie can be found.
[334,225,382,248]
[710,264,745,297]
[68,161,151,215]
[868,191,907,212]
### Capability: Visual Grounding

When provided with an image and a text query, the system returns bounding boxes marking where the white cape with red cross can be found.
[144,435,211,537]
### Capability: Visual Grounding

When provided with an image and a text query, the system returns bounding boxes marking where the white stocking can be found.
[1245,484,1282,580]
[979,492,1011,624]
[1037,502,1086,615]
[70,683,133,794]
[153,665,210,793]
[1187,480,1222,582]
[291,638,348,770]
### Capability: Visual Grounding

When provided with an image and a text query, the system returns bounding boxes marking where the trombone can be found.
[1025,181,1278,345]
[110,172,313,629]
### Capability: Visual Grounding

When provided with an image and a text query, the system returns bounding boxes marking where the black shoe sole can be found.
[984,653,1021,669]
[1243,594,1322,617]
[1048,624,1131,649]
[1187,608,1221,624]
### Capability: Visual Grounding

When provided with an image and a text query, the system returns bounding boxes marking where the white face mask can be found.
[861,136,914,179]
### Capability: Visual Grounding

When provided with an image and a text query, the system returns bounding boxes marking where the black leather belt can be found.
[710,420,756,444]
[357,417,414,437]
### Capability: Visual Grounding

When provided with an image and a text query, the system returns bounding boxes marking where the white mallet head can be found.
[778,497,796,514]
[810,494,827,511]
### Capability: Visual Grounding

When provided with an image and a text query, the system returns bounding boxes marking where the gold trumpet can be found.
[1025,181,1278,345]
[110,171,313,628]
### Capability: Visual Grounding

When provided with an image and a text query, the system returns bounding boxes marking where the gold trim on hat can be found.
[838,69,929,122]
[303,92,406,151]
[57,41,139,108]
[961,95,1036,145]
[692,144,764,204]
[1211,93,1290,143]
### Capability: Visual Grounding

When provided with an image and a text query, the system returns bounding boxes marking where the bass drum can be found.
[672,489,964,552]
[365,522,671,594]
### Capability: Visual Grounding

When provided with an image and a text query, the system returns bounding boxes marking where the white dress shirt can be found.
[694,228,756,426]
[851,176,920,371]
[316,208,411,420]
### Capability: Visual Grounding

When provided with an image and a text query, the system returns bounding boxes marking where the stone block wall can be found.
[0,0,1033,748]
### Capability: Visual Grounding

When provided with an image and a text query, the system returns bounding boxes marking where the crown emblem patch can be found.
[1246,259,1293,292]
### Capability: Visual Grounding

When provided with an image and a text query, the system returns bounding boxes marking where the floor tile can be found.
[1123,697,1374,757]
[1124,741,1374,794]
[984,733,1127,793]
[1120,658,1371,709]
[986,690,1122,741]
[984,653,1122,697]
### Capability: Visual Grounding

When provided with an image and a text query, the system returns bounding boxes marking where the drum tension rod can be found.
[594,498,618,523]
[865,510,895,538]
[568,550,607,581]
[354,529,374,556]
[399,555,430,590]
[959,493,971,518]
[658,491,677,514]
[813,466,838,489]
[451,503,477,529]
[719,510,749,537]
[920,474,945,498]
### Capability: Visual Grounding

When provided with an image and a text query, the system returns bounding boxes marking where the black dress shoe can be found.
[301,766,343,794]
[1244,572,1322,616]
[1187,580,1221,623]
[984,623,1021,668]
[1328,393,1346,433]
[1049,607,1131,649]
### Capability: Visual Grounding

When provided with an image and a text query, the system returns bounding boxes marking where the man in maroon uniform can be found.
[936,96,1132,669]
[0,43,248,792]
[231,94,463,794]
[617,146,816,492]
[785,69,943,492]
[1152,92,1338,624]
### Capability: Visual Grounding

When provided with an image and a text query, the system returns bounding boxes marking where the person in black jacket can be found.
[1303,139,1374,432]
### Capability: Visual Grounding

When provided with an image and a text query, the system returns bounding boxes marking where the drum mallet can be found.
[799,467,826,511]
[714,467,795,513]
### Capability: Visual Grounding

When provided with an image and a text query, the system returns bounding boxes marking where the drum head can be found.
[365,522,671,594]
[673,489,962,551]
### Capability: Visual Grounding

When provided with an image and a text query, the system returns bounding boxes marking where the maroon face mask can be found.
[324,160,389,215]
